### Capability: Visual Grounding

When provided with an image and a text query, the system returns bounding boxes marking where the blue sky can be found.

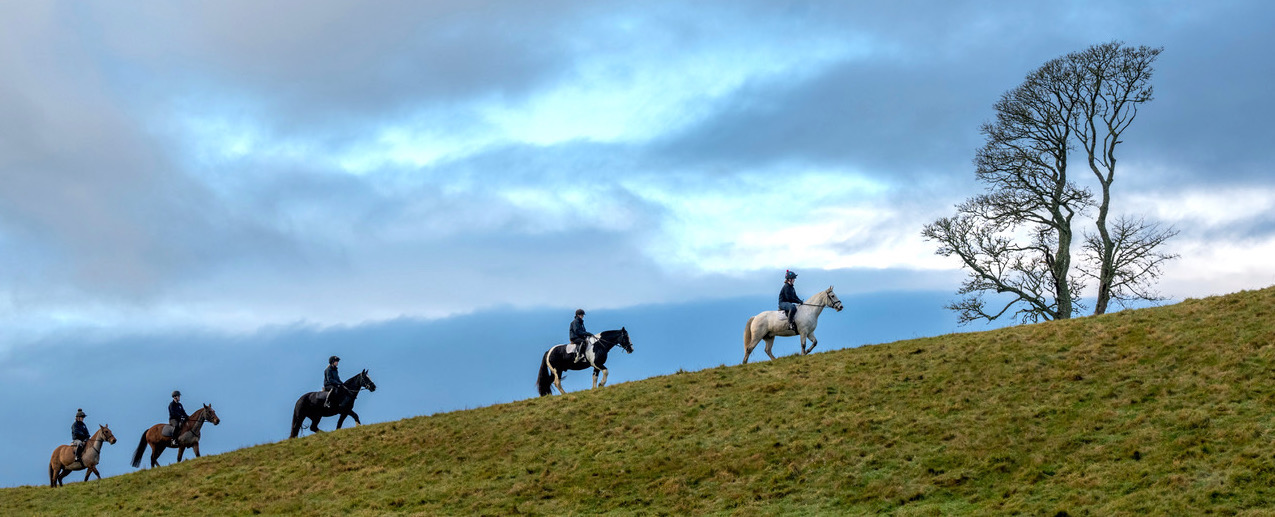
[2,1,1274,487]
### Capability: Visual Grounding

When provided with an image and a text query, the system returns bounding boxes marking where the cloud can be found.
[3,1,1275,349]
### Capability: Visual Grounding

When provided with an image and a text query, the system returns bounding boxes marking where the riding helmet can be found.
[575,309,585,316]
[329,355,340,364]
[172,390,181,398]
[785,270,798,280]
[76,408,86,418]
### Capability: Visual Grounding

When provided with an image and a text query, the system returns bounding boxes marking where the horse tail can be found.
[130,430,148,468]
[536,350,554,397]
[290,395,307,439]
[744,316,755,348]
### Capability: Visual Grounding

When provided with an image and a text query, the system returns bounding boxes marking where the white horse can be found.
[743,286,843,364]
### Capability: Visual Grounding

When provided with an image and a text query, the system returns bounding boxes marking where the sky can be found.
[2,1,1274,488]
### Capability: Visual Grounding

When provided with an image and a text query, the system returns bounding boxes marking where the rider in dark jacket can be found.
[71,408,90,463]
[778,270,802,332]
[168,391,188,447]
[323,356,341,408]
[569,309,590,363]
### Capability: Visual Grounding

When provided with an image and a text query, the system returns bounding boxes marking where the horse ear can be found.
[363,369,368,374]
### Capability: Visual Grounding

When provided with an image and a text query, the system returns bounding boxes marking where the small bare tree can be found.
[1081,216,1179,308]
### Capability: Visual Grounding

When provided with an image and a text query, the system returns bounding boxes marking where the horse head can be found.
[824,286,843,312]
[616,327,634,354]
[98,424,117,444]
[201,404,221,426]
[359,369,377,392]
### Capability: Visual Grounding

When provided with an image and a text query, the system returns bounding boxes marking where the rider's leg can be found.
[780,303,798,331]
[73,441,84,463]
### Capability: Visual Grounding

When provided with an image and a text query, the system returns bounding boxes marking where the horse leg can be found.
[193,443,201,458]
[743,330,761,364]
[553,370,566,395]
[309,416,322,433]
[150,443,164,468]
[764,337,777,360]
[56,468,70,487]
[349,410,361,425]
[176,446,186,463]
[84,466,99,482]
[598,367,609,388]
[336,413,348,429]
[805,331,818,354]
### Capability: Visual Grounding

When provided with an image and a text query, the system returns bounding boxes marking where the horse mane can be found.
[805,286,838,306]
[598,329,624,342]
[343,371,362,387]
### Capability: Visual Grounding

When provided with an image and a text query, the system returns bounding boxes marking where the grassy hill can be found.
[5,287,1275,515]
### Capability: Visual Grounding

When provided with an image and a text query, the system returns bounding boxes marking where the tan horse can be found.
[743,286,843,364]
[130,404,220,468]
[49,424,117,487]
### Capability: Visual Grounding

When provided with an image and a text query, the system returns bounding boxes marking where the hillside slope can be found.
[5,287,1275,515]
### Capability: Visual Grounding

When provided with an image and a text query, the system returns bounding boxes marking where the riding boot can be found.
[787,310,797,332]
[74,444,83,464]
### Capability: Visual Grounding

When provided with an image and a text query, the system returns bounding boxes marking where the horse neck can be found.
[803,292,829,315]
[82,430,105,461]
[187,409,206,430]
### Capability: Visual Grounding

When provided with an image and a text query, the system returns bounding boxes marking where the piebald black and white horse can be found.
[290,369,376,438]
[537,328,634,396]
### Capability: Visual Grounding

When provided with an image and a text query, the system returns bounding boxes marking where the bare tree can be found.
[922,57,1091,324]
[925,42,1174,324]
[1081,216,1179,309]
[1070,42,1167,314]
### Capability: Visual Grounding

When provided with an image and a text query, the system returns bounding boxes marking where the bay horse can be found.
[743,286,843,364]
[130,404,221,468]
[49,424,116,487]
[290,369,376,438]
[537,328,634,396]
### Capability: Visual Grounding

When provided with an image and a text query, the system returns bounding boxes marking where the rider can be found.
[70,408,90,464]
[778,269,802,332]
[323,355,342,408]
[569,309,590,363]
[168,391,188,447]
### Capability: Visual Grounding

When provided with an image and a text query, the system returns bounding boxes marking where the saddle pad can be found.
[162,424,175,437]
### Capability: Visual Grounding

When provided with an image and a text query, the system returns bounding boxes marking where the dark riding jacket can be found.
[569,316,589,344]
[324,365,341,390]
[71,421,90,442]
[169,400,187,422]
[778,283,802,307]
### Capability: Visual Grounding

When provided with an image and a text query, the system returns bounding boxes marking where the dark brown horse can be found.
[290,369,376,438]
[49,424,116,487]
[130,404,220,468]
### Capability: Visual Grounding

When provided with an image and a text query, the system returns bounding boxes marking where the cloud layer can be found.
[3,1,1275,347]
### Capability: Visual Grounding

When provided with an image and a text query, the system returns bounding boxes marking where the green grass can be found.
[7,287,1275,515]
